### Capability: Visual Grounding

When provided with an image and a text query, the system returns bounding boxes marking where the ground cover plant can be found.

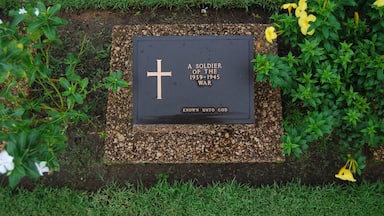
[255,0,384,181]
[1,180,383,215]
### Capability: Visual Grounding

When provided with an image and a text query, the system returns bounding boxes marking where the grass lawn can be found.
[0,0,284,11]
[1,180,383,215]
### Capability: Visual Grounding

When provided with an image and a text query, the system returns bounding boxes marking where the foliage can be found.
[0,0,286,11]
[0,2,127,187]
[254,0,384,174]
[1,180,383,215]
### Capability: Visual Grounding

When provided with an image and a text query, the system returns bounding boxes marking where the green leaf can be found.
[24,160,41,179]
[59,77,71,90]
[52,143,68,153]
[27,20,45,33]
[7,132,28,156]
[9,168,24,188]
[65,53,80,65]
[321,27,329,39]
[43,25,57,41]
[11,108,25,118]
[5,138,17,157]
[36,2,47,12]
[67,97,74,109]
[47,4,62,17]
[32,42,44,49]
[10,14,26,27]
[80,78,89,90]
[117,80,128,88]
[377,70,384,81]
[49,16,68,26]
[343,109,362,126]
[103,71,128,92]
[73,93,84,104]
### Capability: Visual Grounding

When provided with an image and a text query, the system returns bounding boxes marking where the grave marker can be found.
[105,24,283,163]
[133,35,254,124]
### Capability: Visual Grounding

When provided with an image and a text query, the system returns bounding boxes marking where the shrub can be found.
[254,0,384,179]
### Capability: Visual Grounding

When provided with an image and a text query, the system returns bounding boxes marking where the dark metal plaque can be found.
[133,36,254,124]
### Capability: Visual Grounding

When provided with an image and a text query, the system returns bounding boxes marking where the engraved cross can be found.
[147,59,172,100]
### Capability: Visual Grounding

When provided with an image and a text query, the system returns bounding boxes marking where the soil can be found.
[1,7,383,190]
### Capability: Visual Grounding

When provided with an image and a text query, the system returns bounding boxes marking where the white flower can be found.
[35,161,49,176]
[18,7,27,15]
[0,19,3,24]
[34,8,39,16]
[0,151,14,174]
[201,7,208,14]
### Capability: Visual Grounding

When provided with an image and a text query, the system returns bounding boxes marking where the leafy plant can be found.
[0,2,127,187]
[254,0,384,179]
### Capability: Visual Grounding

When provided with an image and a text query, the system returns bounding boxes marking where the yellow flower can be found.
[347,157,357,174]
[265,26,277,43]
[282,3,297,15]
[17,43,24,50]
[298,12,316,35]
[335,165,356,182]
[373,0,384,7]
[295,0,308,17]
[354,12,359,26]
[335,156,358,182]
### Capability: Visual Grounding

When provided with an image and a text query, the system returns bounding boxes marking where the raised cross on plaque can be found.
[147,59,172,100]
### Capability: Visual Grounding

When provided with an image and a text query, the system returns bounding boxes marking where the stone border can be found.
[105,24,283,163]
